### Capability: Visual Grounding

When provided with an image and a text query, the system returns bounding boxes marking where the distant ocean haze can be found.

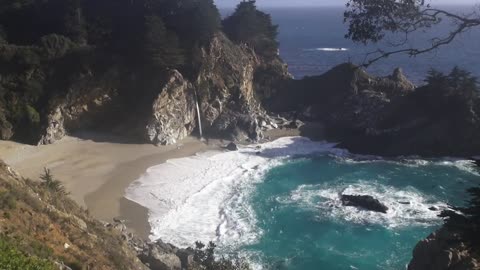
[221,6,480,83]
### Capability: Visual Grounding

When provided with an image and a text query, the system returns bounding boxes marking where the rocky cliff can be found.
[0,159,250,269]
[13,33,290,146]
[268,63,480,157]
[408,227,480,270]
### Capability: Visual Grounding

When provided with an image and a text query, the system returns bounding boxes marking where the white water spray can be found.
[194,89,203,139]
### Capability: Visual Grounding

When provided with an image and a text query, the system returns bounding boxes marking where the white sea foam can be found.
[125,136,478,254]
[284,181,448,228]
[305,47,349,52]
[125,137,343,248]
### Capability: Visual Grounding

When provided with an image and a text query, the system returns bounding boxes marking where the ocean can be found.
[125,7,480,270]
[224,7,480,84]
[126,137,480,270]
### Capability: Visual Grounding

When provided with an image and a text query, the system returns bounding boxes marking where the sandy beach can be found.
[0,133,215,238]
[0,125,317,239]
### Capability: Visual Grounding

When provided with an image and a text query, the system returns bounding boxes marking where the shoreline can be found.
[0,134,217,238]
[0,127,308,239]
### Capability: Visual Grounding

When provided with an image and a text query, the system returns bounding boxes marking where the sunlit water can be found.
[222,7,480,84]
[126,137,480,270]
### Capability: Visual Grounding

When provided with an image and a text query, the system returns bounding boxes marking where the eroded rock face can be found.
[408,227,480,270]
[38,72,119,145]
[0,105,13,140]
[195,34,264,141]
[33,33,290,146]
[340,194,389,213]
[139,242,182,270]
[146,70,196,145]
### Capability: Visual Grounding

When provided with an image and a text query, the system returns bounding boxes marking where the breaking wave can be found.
[125,136,479,268]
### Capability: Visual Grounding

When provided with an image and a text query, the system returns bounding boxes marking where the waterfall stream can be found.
[194,90,203,139]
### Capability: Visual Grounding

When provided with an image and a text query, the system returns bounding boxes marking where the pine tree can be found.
[143,15,185,69]
[223,0,278,57]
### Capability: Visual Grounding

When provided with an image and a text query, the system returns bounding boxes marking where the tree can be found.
[159,0,221,46]
[143,15,185,69]
[40,168,68,195]
[344,0,480,66]
[223,0,279,57]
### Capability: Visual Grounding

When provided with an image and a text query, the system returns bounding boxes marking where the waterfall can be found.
[194,90,203,139]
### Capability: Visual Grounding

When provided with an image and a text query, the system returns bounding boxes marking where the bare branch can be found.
[344,0,480,67]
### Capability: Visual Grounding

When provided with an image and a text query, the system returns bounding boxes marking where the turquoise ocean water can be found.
[128,6,480,269]
[126,138,480,270]
[240,155,479,269]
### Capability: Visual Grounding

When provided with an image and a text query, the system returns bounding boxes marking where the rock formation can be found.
[146,70,196,145]
[408,227,480,270]
[23,33,290,146]
[340,194,389,213]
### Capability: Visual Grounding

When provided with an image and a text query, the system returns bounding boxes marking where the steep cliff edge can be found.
[408,227,479,270]
[0,160,147,269]
[0,159,251,269]
[17,33,290,146]
[269,63,480,157]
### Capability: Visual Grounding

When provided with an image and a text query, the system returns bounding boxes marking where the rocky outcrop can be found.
[39,71,119,145]
[194,34,265,142]
[340,194,389,213]
[408,227,480,270]
[144,33,290,145]
[0,105,13,140]
[138,242,183,270]
[146,70,196,145]
[30,33,290,146]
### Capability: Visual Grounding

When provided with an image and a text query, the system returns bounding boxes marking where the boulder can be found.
[408,227,480,270]
[341,194,389,213]
[226,142,238,151]
[139,242,182,270]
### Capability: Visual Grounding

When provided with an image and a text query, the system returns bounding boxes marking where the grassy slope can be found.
[0,160,146,270]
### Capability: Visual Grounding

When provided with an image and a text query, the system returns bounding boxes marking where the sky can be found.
[215,0,478,8]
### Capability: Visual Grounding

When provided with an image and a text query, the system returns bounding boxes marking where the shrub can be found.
[0,237,55,270]
[25,105,40,124]
[40,168,68,195]
[0,191,16,210]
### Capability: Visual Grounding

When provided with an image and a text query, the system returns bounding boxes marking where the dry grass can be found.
[0,160,146,270]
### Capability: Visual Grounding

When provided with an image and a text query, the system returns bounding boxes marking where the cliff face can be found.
[268,63,480,157]
[39,70,120,145]
[20,33,290,146]
[408,227,480,270]
[146,70,196,145]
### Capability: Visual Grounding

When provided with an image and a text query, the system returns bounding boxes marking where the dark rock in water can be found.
[429,206,439,211]
[341,194,389,213]
[399,201,411,205]
[471,157,480,167]
[287,119,305,129]
[226,142,238,151]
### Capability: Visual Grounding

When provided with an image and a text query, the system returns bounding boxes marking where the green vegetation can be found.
[0,237,55,270]
[40,168,68,195]
[0,191,16,210]
[223,0,279,57]
[425,67,479,97]
[0,0,236,143]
